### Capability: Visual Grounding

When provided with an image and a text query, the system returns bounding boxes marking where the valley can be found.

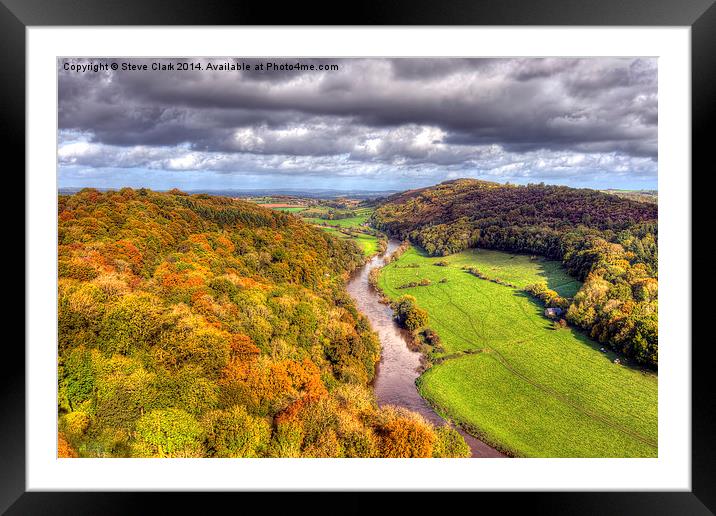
[251,197,385,258]
[377,245,658,457]
[57,180,658,458]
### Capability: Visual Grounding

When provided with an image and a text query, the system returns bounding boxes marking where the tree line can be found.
[371,179,658,368]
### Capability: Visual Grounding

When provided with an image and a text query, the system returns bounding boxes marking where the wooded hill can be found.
[58,188,469,458]
[371,179,658,368]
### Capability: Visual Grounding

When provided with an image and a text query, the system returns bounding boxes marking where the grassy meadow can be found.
[301,207,374,228]
[377,246,658,457]
[262,204,380,258]
[301,207,379,257]
[440,248,582,297]
[272,206,307,213]
[320,226,380,257]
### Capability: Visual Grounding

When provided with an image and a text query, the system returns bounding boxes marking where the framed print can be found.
[5,0,714,513]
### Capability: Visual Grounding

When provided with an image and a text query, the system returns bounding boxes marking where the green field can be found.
[377,246,658,457]
[302,207,373,228]
[319,226,380,257]
[263,204,379,257]
[303,207,379,257]
[434,248,582,297]
[272,206,307,213]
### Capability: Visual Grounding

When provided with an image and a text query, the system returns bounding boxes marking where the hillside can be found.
[57,188,469,458]
[371,179,658,368]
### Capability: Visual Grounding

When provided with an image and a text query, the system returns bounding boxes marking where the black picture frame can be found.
[4,0,713,513]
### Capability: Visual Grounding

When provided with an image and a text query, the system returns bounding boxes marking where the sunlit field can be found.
[378,246,658,457]
[320,226,380,257]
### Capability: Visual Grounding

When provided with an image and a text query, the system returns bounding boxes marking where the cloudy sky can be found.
[58,57,657,192]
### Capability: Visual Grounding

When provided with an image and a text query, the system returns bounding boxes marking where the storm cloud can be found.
[58,57,657,190]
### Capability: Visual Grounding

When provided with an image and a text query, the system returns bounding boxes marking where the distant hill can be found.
[371,178,658,368]
[58,186,398,200]
[602,189,658,204]
[373,179,657,256]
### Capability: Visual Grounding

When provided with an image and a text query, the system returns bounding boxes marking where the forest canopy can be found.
[57,188,468,458]
[371,179,658,368]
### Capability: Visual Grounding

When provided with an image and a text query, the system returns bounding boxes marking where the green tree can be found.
[394,295,429,331]
[204,406,271,457]
[432,426,471,458]
[133,408,204,457]
[98,293,165,355]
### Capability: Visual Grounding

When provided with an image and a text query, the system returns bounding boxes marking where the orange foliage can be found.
[282,359,327,401]
[58,433,78,458]
[191,292,214,309]
[219,358,327,414]
[189,234,212,252]
[83,249,111,271]
[161,272,184,288]
[274,397,309,425]
[110,240,143,269]
[156,264,208,299]
[234,276,264,289]
[215,235,235,254]
[230,334,261,359]
[379,418,436,458]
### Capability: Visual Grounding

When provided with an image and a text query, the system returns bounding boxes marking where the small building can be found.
[544,307,564,319]
[613,358,621,365]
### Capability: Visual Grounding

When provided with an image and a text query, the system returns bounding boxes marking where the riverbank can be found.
[346,239,505,458]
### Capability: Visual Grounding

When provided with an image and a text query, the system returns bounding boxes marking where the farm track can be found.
[425,271,657,450]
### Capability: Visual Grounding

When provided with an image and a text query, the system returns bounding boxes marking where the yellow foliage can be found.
[378,416,436,458]
[60,411,90,438]
[92,272,131,298]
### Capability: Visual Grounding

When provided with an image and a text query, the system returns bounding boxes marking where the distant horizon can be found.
[57,177,658,195]
[57,173,658,192]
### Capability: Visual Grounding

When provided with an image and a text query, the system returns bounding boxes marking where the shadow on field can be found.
[533,261,581,298]
[509,290,647,370]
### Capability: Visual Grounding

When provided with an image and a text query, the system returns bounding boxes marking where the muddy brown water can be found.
[346,240,505,458]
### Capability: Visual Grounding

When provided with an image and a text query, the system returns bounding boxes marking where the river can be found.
[346,239,505,458]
